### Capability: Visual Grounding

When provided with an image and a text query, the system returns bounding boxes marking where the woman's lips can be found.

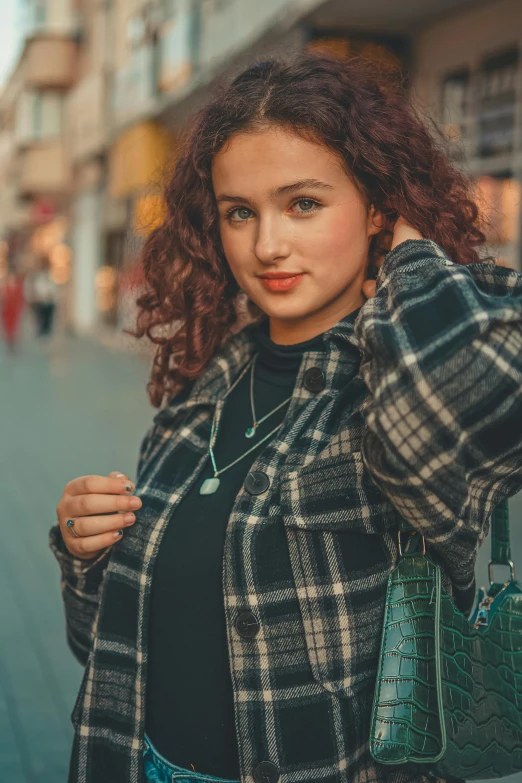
[259,274,304,292]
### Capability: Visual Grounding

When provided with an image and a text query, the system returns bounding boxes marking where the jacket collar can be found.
[162,308,362,415]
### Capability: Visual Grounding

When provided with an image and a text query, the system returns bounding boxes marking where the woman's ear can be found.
[367,205,386,237]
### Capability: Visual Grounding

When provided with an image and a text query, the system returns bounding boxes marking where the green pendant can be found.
[199,477,221,495]
[245,426,256,439]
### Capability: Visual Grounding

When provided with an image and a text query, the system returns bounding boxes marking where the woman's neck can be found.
[268,298,364,345]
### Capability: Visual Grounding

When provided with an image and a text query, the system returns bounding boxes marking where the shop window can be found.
[441,69,470,147]
[477,47,519,157]
[475,173,521,246]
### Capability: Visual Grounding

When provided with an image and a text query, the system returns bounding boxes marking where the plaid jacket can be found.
[50,239,522,783]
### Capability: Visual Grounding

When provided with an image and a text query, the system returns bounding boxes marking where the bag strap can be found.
[489,498,515,583]
[490,498,511,566]
[398,498,514,583]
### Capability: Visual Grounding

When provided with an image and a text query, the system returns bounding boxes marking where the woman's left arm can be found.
[355,237,522,553]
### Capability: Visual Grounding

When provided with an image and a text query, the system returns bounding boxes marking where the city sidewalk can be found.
[0,328,154,783]
[0,326,520,783]
[92,324,156,356]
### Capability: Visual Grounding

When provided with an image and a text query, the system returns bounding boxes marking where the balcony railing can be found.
[25,38,78,90]
[18,142,71,196]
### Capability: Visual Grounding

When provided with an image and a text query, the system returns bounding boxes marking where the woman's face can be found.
[212,126,383,343]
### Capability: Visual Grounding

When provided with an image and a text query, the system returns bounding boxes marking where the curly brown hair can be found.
[133,53,486,407]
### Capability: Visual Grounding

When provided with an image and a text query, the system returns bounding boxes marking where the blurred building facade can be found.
[0,0,521,334]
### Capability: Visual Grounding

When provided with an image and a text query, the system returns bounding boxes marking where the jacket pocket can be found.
[280,451,399,534]
[280,453,399,695]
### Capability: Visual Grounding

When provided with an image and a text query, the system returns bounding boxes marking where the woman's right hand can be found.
[56,470,143,560]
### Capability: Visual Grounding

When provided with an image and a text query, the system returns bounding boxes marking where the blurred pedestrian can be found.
[25,255,59,337]
[0,270,24,353]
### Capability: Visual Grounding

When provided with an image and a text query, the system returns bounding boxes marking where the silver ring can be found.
[66,519,81,538]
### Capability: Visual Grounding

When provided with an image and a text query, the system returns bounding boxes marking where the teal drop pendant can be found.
[199,477,221,495]
[245,425,256,439]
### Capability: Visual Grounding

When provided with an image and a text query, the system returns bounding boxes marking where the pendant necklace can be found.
[199,352,293,495]
[245,353,293,438]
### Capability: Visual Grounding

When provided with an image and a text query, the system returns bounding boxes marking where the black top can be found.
[145,319,326,778]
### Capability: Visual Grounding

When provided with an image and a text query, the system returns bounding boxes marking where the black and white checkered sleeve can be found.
[354,239,522,567]
[49,524,110,665]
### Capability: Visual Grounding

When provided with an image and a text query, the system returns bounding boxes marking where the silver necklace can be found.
[245,353,293,438]
[199,353,293,495]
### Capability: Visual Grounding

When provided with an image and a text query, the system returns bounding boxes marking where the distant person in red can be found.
[0,270,25,353]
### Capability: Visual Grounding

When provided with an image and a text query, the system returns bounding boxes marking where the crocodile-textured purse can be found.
[370,499,522,779]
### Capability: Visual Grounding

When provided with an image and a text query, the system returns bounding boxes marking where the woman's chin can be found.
[247,293,313,320]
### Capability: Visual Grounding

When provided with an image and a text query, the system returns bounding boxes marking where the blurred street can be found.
[0,323,521,783]
[0,323,154,782]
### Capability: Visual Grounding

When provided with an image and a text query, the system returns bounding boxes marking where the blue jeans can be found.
[143,734,240,783]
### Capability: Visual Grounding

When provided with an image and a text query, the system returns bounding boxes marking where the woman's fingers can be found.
[390,216,423,250]
[67,512,136,538]
[67,474,135,497]
[65,492,142,519]
[363,215,423,302]
[56,471,141,560]
[107,470,131,480]
[362,279,377,300]
[66,528,126,559]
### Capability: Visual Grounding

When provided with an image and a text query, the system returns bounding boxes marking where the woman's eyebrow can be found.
[215,178,334,205]
[272,179,334,196]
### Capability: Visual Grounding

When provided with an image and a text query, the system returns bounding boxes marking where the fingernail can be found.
[129,497,141,509]
[123,513,135,524]
[114,530,123,538]
[115,473,125,478]
[122,482,134,493]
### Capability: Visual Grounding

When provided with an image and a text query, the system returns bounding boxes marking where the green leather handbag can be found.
[369,499,522,779]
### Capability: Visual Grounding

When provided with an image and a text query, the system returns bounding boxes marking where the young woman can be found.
[50,54,522,783]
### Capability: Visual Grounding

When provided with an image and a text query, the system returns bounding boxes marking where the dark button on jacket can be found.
[253,760,280,783]
[303,366,326,392]
[244,471,270,495]
[235,610,260,639]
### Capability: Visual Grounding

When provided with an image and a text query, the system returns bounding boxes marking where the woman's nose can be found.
[254,217,291,264]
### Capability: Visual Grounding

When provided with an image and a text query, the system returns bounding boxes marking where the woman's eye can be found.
[228,207,252,221]
[225,199,319,222]
[295,199,316,212]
